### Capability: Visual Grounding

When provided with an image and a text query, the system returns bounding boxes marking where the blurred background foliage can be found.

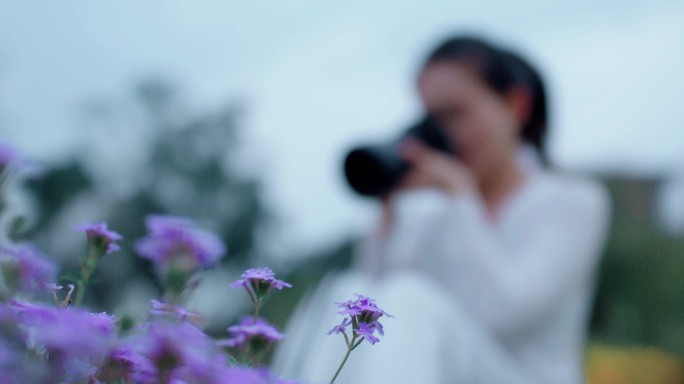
[18,79,270,328]
[5,79,683,380]
[592,177,684,356]
[9,78,354,336]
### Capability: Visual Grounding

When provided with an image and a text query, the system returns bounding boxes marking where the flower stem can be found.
[330,336,355,384]
[253,300,261,324]
[74,244,99,306]
[351,338,364,350]
[74,280,86,307]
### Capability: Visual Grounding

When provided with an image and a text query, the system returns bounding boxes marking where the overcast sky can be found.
[1,1,683,252]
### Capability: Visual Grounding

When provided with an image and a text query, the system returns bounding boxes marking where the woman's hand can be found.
[397,138,475,196]
[376,139,473,236]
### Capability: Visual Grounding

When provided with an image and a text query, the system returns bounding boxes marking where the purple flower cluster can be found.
[0,244,57,295]
[218,316,285,350]
[8,300,117,380]
[75,222,123,255]
[11,301,117,353]
[135,214,226,271]
[230,267,292,300]
[1,284,301,383]
[0,213,310,383]
[119,320,295,384]
[0,163,321,384]
[329,294,392,345]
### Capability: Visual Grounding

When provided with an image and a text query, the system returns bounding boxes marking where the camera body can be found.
[343,116,455,197]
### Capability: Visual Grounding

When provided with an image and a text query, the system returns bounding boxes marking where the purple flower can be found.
[217,316,284,350]
[135,214,226,271]
[75,222,123,255]
[327,317,351,335]
[87,312,119,334]
[131,321,271,384]
[230,267,292,300]
[10,301,117,380]
[336,294,392,323]
[329,294,392,346]
[132,321,226,382]
[97,346,157,384]
[355,322,381,345]
[0,243,57,295]
[11,301,117,355]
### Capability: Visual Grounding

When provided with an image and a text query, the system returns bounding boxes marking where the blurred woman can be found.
[273,36,610,384]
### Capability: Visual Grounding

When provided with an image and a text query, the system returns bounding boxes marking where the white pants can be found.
[272,271,531,384]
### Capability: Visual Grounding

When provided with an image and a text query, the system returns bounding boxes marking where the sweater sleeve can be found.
[396,180,610,335]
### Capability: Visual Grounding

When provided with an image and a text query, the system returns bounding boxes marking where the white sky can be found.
[1,0,683,253]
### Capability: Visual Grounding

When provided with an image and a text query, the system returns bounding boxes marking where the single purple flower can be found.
[328,294,392,383]
[87,312,118,334]
[132,321,225,382]
[75,222,123,255]
[230,267,292,300]
[330,294,392,346]
[336,294,391,321]
[98,346,157,384]
[217,316,284,350]
[135,214,226,271]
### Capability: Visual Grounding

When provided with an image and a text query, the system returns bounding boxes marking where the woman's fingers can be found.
[399,169,431,189]
[397,138,473,195]
[398,138,431,164]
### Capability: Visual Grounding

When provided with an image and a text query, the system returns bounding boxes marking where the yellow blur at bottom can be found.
[586,344,684,384]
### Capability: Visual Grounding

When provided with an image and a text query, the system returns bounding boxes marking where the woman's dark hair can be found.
[424,36,549,164]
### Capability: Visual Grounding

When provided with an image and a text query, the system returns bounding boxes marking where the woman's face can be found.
[417,61,522,180]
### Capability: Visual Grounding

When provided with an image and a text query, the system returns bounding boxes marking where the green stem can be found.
[330,336,355,384]
[253,300,261,324]
[74,280,86,307]
[351,338,364,350]
[74,245,99,307]
[74,264,92,306]
[244,286,257,305]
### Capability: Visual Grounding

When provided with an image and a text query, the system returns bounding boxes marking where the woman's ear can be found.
[506,86,532,133]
